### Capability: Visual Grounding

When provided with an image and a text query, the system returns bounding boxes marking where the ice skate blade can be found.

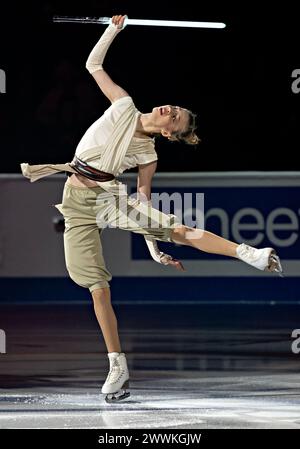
[104,380,130,404]
[105,390,130,404]
[266,251,284,277]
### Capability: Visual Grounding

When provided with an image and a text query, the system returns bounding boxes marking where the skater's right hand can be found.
[111,15,127,30]
[168,258,185,272]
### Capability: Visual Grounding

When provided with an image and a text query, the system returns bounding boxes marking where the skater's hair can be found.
[151,110,201,146]
[168,110,201,146]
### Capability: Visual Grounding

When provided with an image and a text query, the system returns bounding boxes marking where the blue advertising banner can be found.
[0,173,299,303]
[131,186,300,262]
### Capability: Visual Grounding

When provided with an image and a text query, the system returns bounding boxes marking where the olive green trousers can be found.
[55,179,179,292]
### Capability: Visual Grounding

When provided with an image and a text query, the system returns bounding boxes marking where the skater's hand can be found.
[160,254,185,271]
[111,15,127,30]
[168,258,185,271]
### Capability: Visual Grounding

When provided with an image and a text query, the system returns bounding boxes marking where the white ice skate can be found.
[236,243,283,276]
[101,352,130,403]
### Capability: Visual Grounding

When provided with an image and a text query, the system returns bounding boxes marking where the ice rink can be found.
[1,302,300,429]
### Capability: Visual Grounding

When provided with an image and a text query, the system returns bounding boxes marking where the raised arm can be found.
[85,15,129,103]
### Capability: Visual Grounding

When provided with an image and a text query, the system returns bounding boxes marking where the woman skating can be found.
[21,14,282,403]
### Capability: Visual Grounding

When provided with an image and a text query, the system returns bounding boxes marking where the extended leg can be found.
[171,226,239,257]
[170,225,283,274]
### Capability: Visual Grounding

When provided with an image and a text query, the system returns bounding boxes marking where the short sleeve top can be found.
[75,96,158,175]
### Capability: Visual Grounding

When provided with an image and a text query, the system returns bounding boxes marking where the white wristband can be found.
[85,24,121,74]
[141,198,173,265]
[144,235,165,264]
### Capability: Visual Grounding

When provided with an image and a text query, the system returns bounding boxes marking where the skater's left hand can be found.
[160,254,185,271]
[111,14,127,30]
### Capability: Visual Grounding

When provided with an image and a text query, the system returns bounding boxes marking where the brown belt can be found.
[69,156,115,182]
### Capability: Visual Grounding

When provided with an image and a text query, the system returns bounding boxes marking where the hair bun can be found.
[184,132,201,146]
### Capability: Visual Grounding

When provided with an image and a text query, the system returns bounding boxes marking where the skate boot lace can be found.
[107,358,126,385]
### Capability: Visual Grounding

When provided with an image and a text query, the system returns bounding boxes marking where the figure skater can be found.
[21,14,282,403]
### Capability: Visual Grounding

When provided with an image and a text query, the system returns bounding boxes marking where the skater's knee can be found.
[66,260,111,292]
[91,286,111,305]
[171,225,204,244]
[171,225,192,242]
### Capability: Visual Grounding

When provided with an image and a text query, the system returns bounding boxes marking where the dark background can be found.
[0,1,299,173]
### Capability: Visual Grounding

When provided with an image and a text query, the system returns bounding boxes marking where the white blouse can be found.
[75,96,158,176]
[74,97,170,266]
